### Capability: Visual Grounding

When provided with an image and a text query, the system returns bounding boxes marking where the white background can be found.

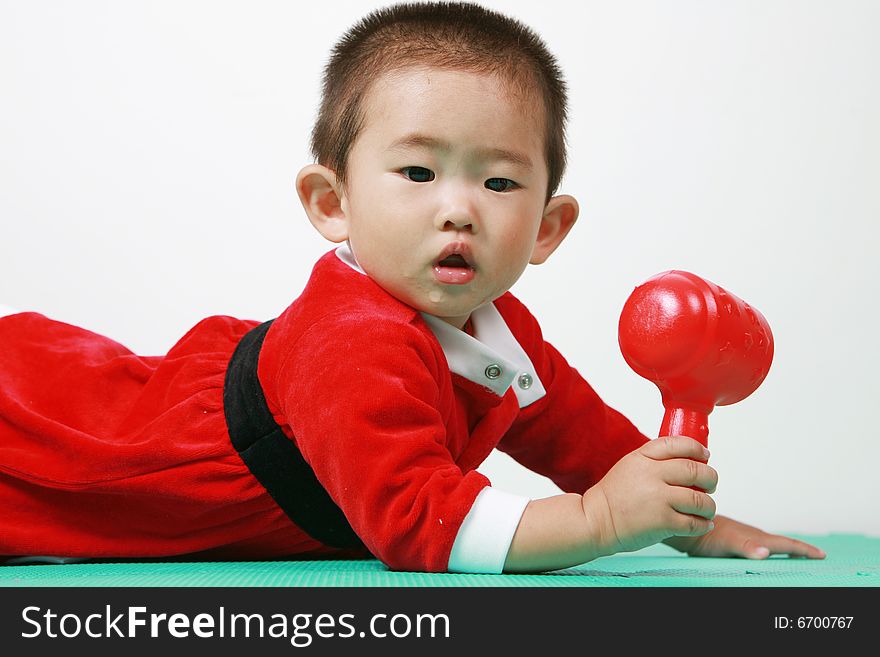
[1,0,877,537]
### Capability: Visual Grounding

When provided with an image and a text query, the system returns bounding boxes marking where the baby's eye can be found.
[485,178,518,192]
[400,166,435,183]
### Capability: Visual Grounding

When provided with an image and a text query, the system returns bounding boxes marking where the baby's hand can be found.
[583,435,718,556]
[664,515,827,559]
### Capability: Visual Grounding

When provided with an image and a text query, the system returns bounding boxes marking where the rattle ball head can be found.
[618,270,774,411]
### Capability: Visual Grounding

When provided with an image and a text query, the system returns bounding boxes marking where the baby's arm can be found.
[504,436,717,572]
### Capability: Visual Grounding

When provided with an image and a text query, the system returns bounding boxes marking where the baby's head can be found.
[297,1,579,328]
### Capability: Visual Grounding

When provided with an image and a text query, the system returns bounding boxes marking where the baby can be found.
[0,2,823,572]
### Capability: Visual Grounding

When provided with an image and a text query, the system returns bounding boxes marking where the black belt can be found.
[223,320,365,550]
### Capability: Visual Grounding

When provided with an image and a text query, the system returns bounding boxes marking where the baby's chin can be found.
[419,295,502,330]
[396,290,480,328]
[368,274,495,327]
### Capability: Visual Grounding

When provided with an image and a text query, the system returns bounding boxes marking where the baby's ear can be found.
[530,194,579,264]
[296,164,349,242]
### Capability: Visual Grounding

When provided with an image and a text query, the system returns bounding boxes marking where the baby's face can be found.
[339,67,551,328]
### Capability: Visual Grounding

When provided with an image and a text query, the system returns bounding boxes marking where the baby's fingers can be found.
[748,535,827,560]
[641,435,711,463]
[669,487,716,521]
[662,457,718,493]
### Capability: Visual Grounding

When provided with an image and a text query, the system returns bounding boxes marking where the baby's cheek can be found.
[497,229,537,262]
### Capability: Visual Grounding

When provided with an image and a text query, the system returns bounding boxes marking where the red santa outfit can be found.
[0,247,648,572]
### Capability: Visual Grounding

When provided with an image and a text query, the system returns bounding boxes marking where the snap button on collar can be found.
[484,364,502,380]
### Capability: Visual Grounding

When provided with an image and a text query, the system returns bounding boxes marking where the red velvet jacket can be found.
[0,250,648,571]
[258,251,649,570]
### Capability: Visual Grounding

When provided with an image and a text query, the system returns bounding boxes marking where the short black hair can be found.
[310,1,569,201]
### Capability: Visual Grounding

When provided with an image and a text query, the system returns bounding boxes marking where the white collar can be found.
[335,243,546,408]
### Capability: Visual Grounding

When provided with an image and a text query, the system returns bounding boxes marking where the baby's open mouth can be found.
[437,254,470,268]
[433,244,476,285]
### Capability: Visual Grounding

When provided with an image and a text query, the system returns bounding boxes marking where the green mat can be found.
[1,534,875,587]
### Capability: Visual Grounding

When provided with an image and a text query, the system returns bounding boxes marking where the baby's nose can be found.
[440,215,474,232]
[435,182,479,233]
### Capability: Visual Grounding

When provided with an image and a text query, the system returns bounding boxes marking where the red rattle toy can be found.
[618,271,774,448]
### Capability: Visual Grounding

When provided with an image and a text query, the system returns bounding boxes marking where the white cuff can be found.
[447,486,530,574]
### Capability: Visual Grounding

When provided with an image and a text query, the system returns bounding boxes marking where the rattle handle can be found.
[660,407,710,448]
